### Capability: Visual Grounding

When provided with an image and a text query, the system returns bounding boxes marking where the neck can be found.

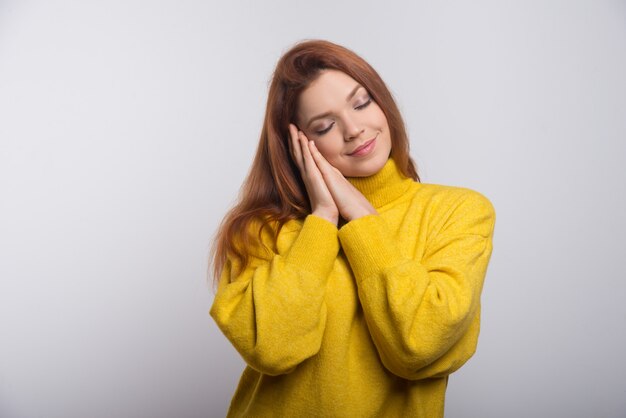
[345,157,415,209]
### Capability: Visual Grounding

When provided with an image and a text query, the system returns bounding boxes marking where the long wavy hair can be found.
[208,39,420,289]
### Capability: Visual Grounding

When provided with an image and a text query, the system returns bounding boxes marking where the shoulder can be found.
[413,182,496,238]
[414,182,494,214]
[240,216,305,259]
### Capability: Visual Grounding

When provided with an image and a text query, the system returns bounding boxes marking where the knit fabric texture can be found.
[210,157,496,417]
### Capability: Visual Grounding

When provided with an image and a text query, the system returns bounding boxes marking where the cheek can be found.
[369,103,388,127]
[375,111,389,128]
[313,141,333,157]
[313,139,342,161]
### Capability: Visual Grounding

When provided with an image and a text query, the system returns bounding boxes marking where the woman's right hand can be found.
[288,123,339,226]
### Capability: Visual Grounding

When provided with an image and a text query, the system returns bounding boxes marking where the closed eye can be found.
[355,97,372,110]
[315,96,372,136]
[316,123,334,135]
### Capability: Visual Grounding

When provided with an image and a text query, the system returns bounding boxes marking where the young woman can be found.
[209,39,496,417]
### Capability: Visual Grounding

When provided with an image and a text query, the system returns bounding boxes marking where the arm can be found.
[209,214,339,376]
[337,191,496,380]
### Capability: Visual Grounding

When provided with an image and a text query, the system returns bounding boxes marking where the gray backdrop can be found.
[1,1,625,417]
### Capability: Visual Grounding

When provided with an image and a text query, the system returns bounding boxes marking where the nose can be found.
[343,116,364,142]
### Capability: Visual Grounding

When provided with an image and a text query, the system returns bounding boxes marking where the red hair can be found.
[208,39,420,289]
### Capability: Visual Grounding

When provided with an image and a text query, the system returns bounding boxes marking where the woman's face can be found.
[295,69,392,177]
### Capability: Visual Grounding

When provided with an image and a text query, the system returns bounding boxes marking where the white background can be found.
[1,1,625,417]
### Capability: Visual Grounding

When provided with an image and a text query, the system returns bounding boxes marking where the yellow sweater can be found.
[210,157,496,417]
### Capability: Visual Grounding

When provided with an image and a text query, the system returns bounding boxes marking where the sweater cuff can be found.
[338,214,404,283]
[284,214,339,278]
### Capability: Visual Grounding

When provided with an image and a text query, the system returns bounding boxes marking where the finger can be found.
[287,124,294,156]
[309,140,341,177]
[308,140,327,169]
[288,124,303,170]
[299,130,316,172]
[288,124,299,164]
[308,140,353,200]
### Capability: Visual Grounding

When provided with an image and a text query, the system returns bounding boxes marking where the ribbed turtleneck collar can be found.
[345,157,416,209]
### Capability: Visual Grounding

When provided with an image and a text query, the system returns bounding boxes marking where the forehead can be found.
[298,70,361,114]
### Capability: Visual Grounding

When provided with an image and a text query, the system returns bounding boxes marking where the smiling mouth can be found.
[349,136,377,155]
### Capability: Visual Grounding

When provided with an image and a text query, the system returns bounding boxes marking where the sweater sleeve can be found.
[337,191,496,380]
[209,214,340,376]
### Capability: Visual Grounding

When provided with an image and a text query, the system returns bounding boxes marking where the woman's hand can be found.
[288,123,339,225]
[304,138,378,223]
[288,123,378,223]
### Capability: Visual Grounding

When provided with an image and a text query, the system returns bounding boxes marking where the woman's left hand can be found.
[306,140,378,222]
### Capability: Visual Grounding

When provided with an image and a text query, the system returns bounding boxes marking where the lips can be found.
[349,137,376,155]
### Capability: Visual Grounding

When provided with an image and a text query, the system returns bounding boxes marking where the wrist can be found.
[312,209,339,226]
[344,207,378,222]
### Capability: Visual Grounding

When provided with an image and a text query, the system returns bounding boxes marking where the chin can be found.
[341,153,388,177]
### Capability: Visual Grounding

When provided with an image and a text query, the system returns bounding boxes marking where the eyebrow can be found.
[305,84,364,128]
